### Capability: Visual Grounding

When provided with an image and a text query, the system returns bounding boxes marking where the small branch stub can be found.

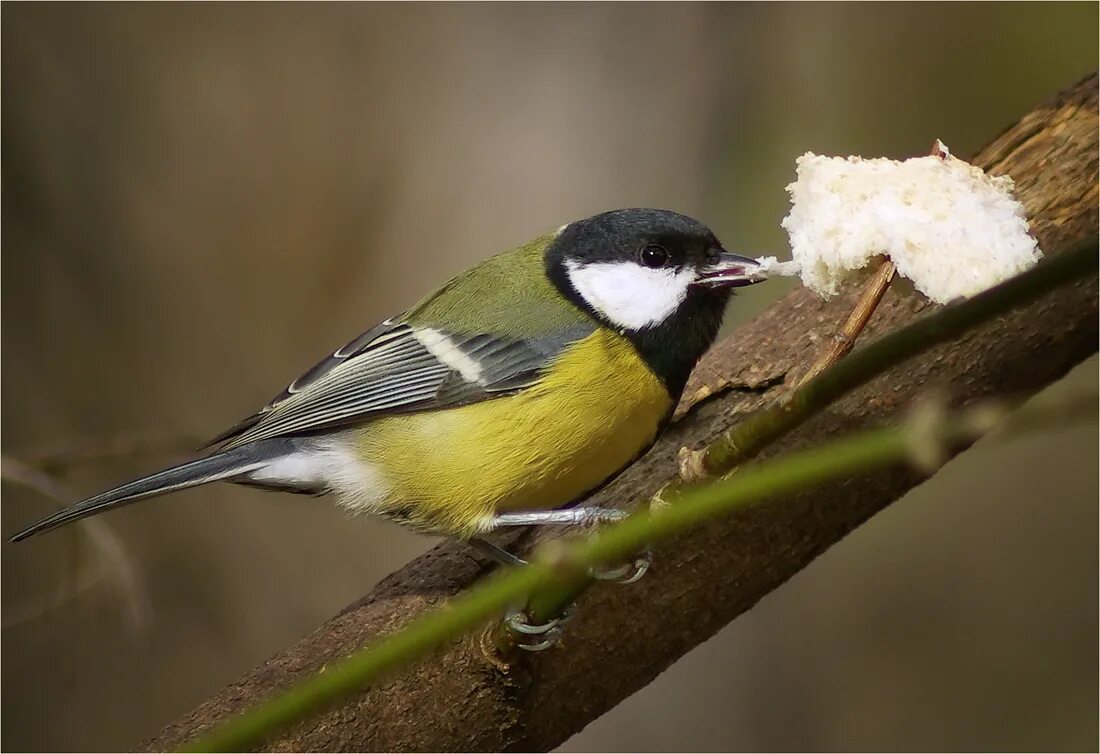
[903,393,952,473]
[677,445,709,484]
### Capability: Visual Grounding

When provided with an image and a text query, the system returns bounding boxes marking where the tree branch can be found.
[148,73,1098,752]
[182,388,1098,753]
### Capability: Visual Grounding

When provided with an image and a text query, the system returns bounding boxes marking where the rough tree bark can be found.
[149,74,1099,752]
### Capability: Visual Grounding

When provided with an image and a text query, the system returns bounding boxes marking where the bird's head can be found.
[545,208,766,396]
[546,208,763,333]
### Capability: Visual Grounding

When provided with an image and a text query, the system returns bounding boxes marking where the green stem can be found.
[179,392,1094,753]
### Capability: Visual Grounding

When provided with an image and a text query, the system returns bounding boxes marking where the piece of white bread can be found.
[770,141,1041,303]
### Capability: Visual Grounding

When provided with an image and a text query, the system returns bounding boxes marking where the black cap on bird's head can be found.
[545,208,765,396]
[552,208,762,291]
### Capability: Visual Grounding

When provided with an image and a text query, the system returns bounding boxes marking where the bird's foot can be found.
[505,604,575,652]
[589,548,652,584]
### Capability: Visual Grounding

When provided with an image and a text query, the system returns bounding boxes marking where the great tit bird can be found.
[10,209,764,555]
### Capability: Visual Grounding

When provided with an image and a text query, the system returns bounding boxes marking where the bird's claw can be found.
[505,604,575,651]
[589,549,652,584]
[513,626,563,652]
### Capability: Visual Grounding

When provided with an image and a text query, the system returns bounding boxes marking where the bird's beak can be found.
[693,250,766,289]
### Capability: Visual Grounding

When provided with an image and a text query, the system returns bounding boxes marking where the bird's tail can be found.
[8,444,272,542]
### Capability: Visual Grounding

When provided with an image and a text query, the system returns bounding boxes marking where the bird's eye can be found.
[639,244,670,268]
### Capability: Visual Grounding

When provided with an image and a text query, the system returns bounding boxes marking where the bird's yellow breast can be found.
[354,329,672,537]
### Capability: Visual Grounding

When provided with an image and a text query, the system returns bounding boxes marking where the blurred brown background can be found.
[2,3,1096,751]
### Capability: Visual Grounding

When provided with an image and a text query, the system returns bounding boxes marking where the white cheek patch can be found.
[565,260,695,331]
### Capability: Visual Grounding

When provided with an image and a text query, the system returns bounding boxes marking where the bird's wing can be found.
[208,232,596,450]
[207,317,595,450]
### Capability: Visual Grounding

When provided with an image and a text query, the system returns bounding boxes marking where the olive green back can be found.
[401,233,592,338]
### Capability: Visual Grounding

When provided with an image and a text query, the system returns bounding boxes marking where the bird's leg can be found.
[469,536,572,651]
[472,530,648,584]
[488,507,629,528]
[475,507,651,650]
[486,507,652,583]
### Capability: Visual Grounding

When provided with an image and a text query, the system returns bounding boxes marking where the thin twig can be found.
[796,258,896,388]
